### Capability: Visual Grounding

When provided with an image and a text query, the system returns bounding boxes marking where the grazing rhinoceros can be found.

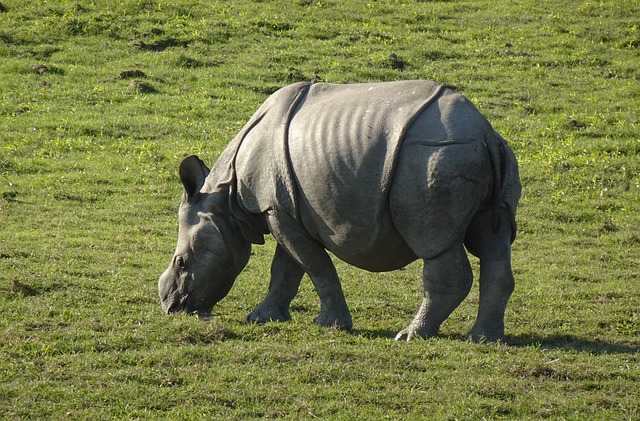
[158,80,521,342]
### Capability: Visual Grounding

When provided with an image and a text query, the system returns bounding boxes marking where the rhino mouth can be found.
[162,292,205,315]
[166,299,216,317]
[160,280,220,317]
[161,293,181,314]
[164,301,215,320]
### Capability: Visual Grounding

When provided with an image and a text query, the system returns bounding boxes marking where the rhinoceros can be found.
[158,80,521,341]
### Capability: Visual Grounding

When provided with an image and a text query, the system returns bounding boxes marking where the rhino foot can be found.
[313,307,352,330]
[394,327,419,342]
[247,303,291,324]
[468,323,505,343]
[394,323,438,342]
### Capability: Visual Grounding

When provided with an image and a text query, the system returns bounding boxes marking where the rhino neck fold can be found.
[200,179,269,246]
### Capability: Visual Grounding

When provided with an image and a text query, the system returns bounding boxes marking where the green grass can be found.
[1,0,639,419]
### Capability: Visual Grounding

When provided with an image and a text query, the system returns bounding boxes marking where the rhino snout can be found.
[159,270,186,314]
[159,274,214,315]
[160,289,188,314]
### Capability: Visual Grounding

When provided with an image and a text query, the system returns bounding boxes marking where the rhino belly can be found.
[296,191,417,272]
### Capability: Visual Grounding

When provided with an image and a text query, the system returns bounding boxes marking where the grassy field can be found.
[1,0,638,419]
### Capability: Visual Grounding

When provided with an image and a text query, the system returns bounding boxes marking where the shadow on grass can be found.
[350,329,397,340]
[351,329,470,342]
[506,334,639,355]
[350,329,639,355]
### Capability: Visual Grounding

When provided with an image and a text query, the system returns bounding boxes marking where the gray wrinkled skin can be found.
[158,80,521,342]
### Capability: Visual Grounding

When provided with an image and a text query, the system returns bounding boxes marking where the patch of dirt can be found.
[10,279,40,296]
[594,295,613,304]
[118,69,147,79]
[32,63,49,74]
[127,80,158,94]
[32,63,63,75]
[388,53,406,70]
[174,54,205,68]
[19,47,60,59]
[130,37,188,52]
[287,68,307,82]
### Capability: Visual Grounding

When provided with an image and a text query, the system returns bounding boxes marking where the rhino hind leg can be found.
[265,210,353,330]
[247,244,304,324]
[464,209,515,342]
[395,243,473,341]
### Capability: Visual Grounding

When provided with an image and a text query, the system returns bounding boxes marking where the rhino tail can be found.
[484,130,507,234]
[484,131,519,243]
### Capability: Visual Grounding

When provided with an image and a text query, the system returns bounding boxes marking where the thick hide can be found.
[233,80,446,248]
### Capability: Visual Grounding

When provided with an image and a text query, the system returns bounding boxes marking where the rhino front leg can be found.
[395,243,472,341]
[266,210,352,330]
[248,244,304,323]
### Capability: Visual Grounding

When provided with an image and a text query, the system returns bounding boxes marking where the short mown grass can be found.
[1,0,638,419]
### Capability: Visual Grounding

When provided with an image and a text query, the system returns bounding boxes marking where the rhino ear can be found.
[179,155,210,198]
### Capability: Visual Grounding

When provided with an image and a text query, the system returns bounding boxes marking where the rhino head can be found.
[158,156,251,316]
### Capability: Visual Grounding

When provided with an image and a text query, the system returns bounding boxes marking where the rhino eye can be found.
[175,255,186,270]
